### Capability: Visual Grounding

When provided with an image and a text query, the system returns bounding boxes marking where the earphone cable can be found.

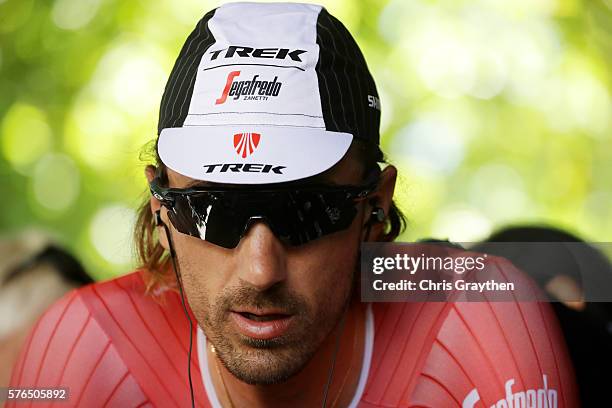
[162,221,196,408]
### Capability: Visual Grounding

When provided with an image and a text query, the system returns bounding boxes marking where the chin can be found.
[219,341,317,385]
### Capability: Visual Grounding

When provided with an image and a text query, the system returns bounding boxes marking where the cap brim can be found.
[158,126,353,184]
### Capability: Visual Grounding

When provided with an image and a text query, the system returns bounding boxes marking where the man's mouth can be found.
[230,309,294,340]
[237,312,288,322]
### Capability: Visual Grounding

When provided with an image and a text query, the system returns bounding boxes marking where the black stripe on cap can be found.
[315,8,380,145]
[158,9,217,135]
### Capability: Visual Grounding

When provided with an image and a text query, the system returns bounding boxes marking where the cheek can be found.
[171,233,233,314]
[287,228,362,307]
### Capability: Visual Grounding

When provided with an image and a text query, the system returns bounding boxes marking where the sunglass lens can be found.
[168,190,360,248]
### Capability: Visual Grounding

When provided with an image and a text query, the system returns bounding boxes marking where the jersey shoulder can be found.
[8,271,204,407]
[362,255,579,407]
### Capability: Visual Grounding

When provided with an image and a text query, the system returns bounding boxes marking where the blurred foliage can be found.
[0,0,611,280]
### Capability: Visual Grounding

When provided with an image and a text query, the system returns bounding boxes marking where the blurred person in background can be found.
[0,230,92,387]
[474,225,612,407]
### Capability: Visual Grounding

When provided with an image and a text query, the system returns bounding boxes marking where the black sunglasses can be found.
[150,174,379,249]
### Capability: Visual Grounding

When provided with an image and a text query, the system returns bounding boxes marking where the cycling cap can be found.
[157,2,380,184]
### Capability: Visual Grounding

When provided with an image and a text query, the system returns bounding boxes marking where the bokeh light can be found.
[467,163,532,224]
[392,114,466,176]
[31,153,80,212]
[51,0,101,31]
[64,100,130,171]
[1,103,52,173]
[431,206,493,243]
[89,204,136,267]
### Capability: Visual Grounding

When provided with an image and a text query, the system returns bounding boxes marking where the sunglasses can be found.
[149,174,379,249]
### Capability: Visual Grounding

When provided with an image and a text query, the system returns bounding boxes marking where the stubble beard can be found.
[174,229,361,386]
[202,278,353,385]
[189,268,357,386]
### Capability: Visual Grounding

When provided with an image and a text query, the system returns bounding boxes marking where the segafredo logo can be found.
[233,132,261,158]
[215,71,282,105]
[209,46,307,62]
[462,375,557,408]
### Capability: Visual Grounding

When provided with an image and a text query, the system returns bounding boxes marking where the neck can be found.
[207,299,367,408]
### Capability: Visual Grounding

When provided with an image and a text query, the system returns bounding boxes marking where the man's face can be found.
[156,152,395,385]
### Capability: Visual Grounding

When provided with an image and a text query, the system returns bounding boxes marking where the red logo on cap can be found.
[233,133,261,158]
[216,70,241,105]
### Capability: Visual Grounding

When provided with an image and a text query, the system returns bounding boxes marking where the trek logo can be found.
[202,163,286,174]
[215,71,282,105]
[233,132,261,158]
[203,132,285,173]
[209,46,307,62]
[462,375,557,408]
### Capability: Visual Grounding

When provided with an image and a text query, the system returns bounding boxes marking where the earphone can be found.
[155,209,163,227]
[370,207,385,224]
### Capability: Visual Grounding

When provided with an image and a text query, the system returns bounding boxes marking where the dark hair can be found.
[133,139,407,291]
[350,139,407,241]
[3,244,92,287]
[473,225,612,291]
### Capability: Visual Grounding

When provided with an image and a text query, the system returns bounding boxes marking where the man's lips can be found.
[232,307,290,316]
[230,309,294,340]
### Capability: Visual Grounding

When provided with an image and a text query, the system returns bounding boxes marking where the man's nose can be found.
[234,221,287,291]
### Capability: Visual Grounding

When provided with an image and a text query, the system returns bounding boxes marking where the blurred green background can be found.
[1,0,611,280]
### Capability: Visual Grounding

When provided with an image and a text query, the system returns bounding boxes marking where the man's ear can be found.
[145,165,169,250]
[364,165,397,241]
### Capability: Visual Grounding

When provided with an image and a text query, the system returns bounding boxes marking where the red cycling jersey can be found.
[9,263,578,407]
